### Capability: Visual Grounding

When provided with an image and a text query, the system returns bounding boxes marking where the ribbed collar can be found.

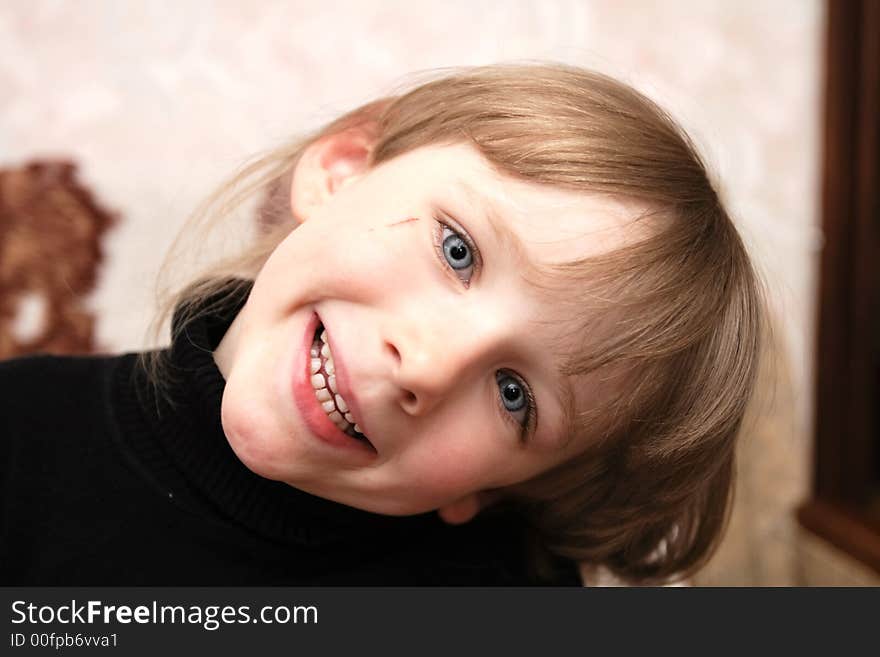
[112,279,443,548]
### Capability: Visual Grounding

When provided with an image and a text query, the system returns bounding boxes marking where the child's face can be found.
[214,141,639,521]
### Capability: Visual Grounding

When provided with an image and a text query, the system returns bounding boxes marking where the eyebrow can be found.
[456,179,579,451]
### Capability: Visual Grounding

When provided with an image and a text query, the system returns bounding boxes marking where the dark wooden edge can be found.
[847,0,880,501]
[798,0,880,575]
[797,499,880,574]
[812,0,862,502]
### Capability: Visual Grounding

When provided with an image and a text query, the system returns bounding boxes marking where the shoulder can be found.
[0,351,129,392]
[0,352,132,437]
[0,351,118,378]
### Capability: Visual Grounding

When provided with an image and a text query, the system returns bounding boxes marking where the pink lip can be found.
[291,312,376,456]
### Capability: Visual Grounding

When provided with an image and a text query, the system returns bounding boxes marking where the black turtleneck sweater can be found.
[0,283,582,586]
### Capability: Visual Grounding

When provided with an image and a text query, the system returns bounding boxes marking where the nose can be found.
[384,309,497,417]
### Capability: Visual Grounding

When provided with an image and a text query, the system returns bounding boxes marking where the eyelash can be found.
[431,215,538,443]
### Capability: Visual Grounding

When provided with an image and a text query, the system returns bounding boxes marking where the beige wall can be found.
[2,0,839,583]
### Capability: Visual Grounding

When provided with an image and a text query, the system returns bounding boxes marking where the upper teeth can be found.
[310,328,362,436]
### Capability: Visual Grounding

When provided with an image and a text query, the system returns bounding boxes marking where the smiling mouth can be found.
[309,322,374,448]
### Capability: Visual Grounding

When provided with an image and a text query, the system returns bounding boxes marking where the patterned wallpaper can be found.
[1,0,835,584]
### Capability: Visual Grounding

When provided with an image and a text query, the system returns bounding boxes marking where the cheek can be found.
[280,220,420,297]
[396,424,504,508]
[219,363,296,482]
[220,387,274,476]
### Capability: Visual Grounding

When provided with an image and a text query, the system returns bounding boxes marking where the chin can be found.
[220,391,290,482]
[340,491,442,517]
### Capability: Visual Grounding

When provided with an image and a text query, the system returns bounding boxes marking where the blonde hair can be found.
[140,62,767,584]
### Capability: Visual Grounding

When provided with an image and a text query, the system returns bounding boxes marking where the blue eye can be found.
[498,373,526,412]
[433,222,478,287]
[496,371,535,441]
[442,228,473,270]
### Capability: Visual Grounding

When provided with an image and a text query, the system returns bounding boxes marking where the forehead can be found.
[394,143,647,269]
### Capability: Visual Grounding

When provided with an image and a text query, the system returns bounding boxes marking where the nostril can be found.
[385,341,401,363]
[400,389,418,414]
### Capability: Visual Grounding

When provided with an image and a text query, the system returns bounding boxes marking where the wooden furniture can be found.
[797,0,880,574]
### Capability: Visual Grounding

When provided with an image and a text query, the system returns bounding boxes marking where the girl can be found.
[0,62,765,585]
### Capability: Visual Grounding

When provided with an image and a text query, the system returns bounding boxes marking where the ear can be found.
[290,126,376,223]
[437,491,502,526]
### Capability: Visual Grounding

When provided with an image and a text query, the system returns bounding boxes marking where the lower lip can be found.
[291,312,376,456]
